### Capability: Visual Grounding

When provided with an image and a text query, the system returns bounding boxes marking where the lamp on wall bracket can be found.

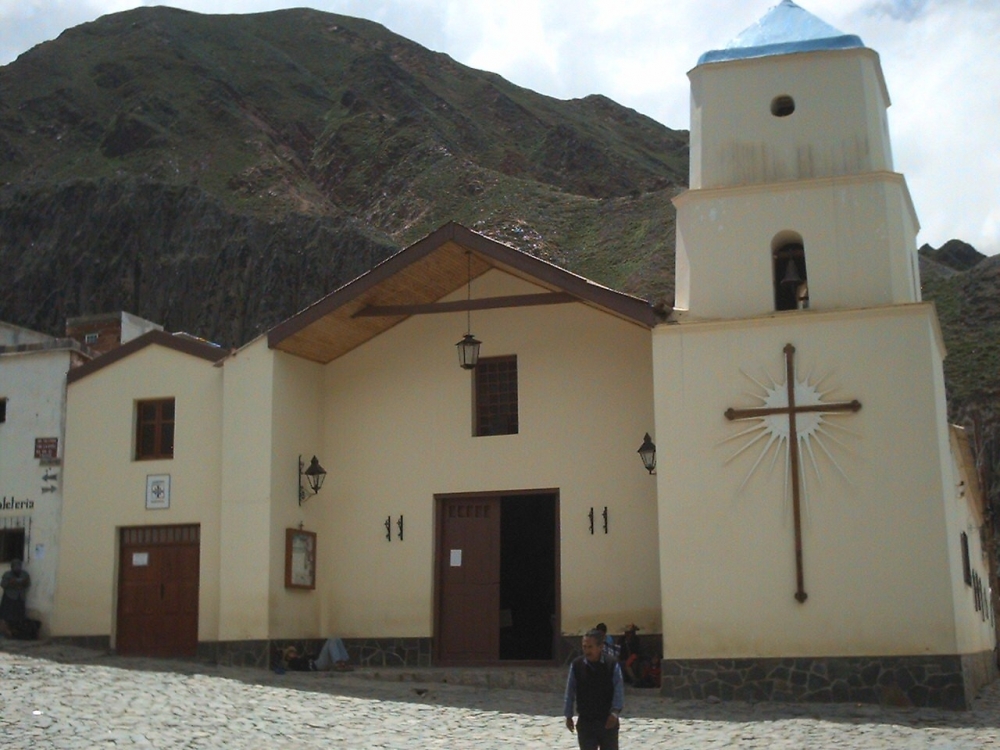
[456,250,481,369]
[298,454,327,505]
[638,433,656,474]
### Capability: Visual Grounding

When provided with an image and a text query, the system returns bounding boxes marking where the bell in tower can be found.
[672,0,921,321]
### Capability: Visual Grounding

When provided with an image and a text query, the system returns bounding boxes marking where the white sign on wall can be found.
[145,474,170,510]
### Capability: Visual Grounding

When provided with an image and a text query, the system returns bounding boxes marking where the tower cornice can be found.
[672,170,919,232]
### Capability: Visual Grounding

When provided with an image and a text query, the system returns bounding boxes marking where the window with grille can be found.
[136,399,175,460]
[0,529,25,563]
[475,356,518,436]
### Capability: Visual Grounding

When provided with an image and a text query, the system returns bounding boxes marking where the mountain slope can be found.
[0,7,686,345]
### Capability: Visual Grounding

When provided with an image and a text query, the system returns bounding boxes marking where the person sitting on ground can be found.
[644,654,662,689]
[309,636,353,672]
[617,624,642,685]
[594,622,619,661]
[281,637,353,672]
[281,645,311,671]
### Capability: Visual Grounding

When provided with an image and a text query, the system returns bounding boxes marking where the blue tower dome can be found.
[697,0,864,65]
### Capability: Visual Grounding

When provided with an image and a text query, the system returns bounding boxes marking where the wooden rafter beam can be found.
[352,292,577,318]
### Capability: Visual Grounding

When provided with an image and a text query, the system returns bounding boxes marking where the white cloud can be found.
[1,0,997,254]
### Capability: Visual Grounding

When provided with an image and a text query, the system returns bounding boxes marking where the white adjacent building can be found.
[0,313,161,632]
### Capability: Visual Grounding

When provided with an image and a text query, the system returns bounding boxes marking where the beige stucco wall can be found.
[945,431,997,655]
[304,270,660,639]
[267,349,325,636]
[673,173,919,319]
[218,337,275,641]
[652,303,964,658]
[54,345,223,642]
[688,48,892,191]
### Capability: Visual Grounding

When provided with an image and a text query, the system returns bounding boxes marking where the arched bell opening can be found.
[772,234,808,311]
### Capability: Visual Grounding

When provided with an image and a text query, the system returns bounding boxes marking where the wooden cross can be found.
[724,343,861,603]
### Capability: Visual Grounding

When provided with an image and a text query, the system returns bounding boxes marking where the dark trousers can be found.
[576,718,619,750]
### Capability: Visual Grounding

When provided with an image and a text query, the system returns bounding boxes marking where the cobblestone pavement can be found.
[1,641,999,748]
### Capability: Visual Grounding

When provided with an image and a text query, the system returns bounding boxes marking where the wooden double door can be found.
[436,492,558,664]
[117,525,200,657]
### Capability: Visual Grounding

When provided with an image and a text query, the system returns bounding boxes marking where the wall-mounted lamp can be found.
[638,433,656,474]
[298,454,327,505]
[456,250,481,369]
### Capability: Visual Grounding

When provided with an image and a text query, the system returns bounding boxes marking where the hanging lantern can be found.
[456,333,481,370]
[457,250,481,369]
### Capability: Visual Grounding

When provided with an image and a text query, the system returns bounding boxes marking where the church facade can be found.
[49,1,995,708]
[55,226,662,666]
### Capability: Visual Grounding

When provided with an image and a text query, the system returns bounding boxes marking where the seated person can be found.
[310,636,353,672]
[618,624,642,684]
[594,622,620,660]
[643,655,662,689]
[281,637,353,672]
[281,645,311,672]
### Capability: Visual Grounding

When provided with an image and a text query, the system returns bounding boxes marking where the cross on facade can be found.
[724,343,861,603]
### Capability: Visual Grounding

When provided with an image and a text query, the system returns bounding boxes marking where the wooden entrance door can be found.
[437,497,500,664]
[117,525,200,657]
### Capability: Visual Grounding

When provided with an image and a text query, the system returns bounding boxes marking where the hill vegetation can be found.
[0,7,997,499]
[0,6,684,345]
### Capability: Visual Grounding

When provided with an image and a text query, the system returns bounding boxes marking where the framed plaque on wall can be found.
[285,528,316,590]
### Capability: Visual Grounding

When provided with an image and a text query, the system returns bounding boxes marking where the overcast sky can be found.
[2,0,997,256]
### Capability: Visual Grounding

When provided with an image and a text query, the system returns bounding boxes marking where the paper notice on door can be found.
[132,552,149,567]
[450,549,462,567]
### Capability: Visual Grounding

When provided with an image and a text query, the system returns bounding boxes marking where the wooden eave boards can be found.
[267,222,657,364]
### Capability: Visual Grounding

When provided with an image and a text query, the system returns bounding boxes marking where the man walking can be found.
[564,628,624,749]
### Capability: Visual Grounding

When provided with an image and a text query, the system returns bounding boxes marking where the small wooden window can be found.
[136,399,175,460]
[475,356,518,436]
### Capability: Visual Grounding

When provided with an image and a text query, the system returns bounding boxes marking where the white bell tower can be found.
[673,0,921,319]
[652,0,997,709]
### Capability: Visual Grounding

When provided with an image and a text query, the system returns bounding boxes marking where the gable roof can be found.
[268,222,658,364]
[66,330,224,385]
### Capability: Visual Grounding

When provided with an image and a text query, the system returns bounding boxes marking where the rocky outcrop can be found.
[0,179,395,346]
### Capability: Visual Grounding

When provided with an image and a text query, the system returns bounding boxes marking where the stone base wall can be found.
[961,649,999,704]
[51,635,430,669]
[265,637,432,669]
[202,640,270,669]
[51,635,111,652]
[659,654,992,710]
[347,637,433,667]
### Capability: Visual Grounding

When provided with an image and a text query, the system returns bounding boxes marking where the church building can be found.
[49,1,994,709]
